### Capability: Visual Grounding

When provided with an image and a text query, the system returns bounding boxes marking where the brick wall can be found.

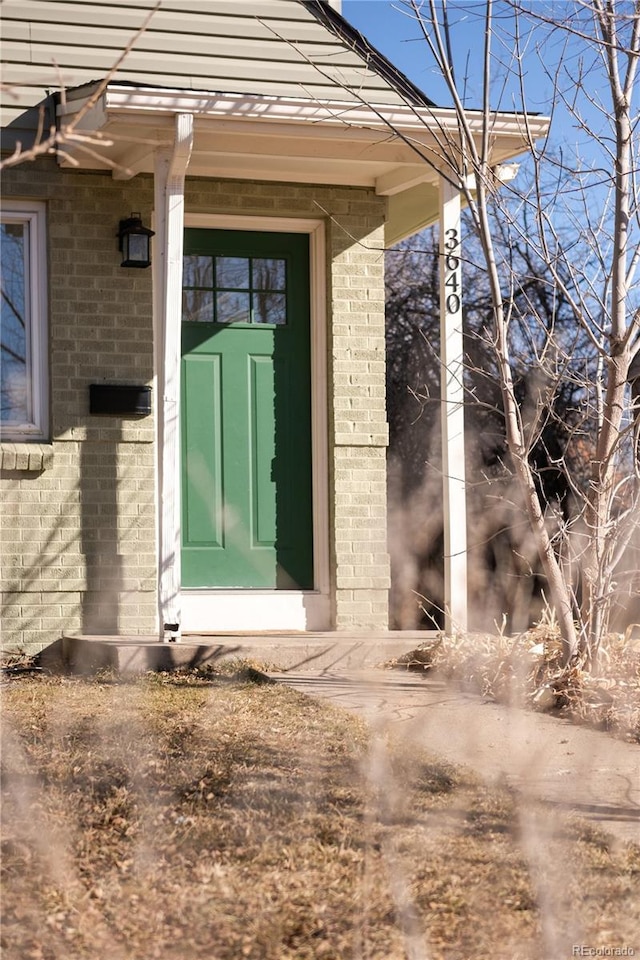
[328,217,390,629]
[0,163,390,652]
[1,160,158,652]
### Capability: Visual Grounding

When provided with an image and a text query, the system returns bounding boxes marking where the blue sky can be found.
[341,0,554,111]
[340,1,628,170]
[338,3,640,337]
[340,2,640,326]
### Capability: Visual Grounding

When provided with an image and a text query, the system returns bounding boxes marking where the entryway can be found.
[180,225,325,629]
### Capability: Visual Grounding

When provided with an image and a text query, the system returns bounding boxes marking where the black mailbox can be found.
[89,384,152,417]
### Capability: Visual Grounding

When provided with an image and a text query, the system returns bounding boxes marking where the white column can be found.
[154,113,193,641]
[439,176,468,634]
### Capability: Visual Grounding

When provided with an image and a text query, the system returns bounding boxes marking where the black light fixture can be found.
[117,212,155,268]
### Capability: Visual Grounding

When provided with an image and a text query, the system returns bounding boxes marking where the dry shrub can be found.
[388,618,640,742]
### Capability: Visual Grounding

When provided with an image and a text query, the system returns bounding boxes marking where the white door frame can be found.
[177,213,330,632]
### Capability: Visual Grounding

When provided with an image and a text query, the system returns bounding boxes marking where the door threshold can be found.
[181,590,330,632]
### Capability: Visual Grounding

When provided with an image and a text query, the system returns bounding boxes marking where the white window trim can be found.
[1,199,48,441]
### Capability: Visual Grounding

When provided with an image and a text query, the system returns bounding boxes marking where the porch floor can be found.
[53,631,435,675]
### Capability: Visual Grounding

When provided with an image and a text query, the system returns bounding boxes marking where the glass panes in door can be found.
[182,254,287,325]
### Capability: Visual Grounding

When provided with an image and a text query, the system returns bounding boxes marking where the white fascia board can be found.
[185,156,379,187]
[59,84,550,145]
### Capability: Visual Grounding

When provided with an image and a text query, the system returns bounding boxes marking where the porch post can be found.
[154,113,193,641]
[439,176,468,634]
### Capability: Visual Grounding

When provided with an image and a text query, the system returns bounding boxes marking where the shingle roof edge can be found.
[301,0,438,109]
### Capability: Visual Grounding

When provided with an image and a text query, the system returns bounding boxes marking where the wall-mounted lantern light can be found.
[117,213,155,268]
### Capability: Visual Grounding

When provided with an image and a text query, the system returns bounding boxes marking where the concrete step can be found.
[51,632,437,675]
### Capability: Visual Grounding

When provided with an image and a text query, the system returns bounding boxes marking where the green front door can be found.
[181,229,313,589]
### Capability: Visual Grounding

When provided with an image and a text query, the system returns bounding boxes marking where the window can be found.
[182,254,287,326]
[1,200,48,440]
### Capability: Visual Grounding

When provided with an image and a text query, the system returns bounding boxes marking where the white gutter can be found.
[154,112,193,641]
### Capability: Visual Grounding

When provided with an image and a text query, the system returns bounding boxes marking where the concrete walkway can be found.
[270,668,640,846]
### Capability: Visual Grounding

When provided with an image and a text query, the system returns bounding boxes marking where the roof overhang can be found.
[57,83,549,244]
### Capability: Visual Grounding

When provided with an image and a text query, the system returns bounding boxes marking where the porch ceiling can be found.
[57,83,549,243]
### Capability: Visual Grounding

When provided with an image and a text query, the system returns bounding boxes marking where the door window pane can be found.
[182,288,214,323]
[253,292,286,325]
[253,258,286,291]
[217,290,250,324]
[183,255,213,289]
[216,257,249,290]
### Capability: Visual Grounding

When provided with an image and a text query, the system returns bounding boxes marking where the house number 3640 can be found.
[444,227,461,315]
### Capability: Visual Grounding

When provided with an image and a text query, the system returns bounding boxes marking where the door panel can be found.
[181,229,313,589]
[249,355,276,546]
[182,353,224,549]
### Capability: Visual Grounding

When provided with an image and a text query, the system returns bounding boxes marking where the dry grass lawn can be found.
[2,669,639,960]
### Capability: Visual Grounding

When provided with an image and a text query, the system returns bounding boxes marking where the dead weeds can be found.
[390,623,640,743]
[2,670,639,959]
